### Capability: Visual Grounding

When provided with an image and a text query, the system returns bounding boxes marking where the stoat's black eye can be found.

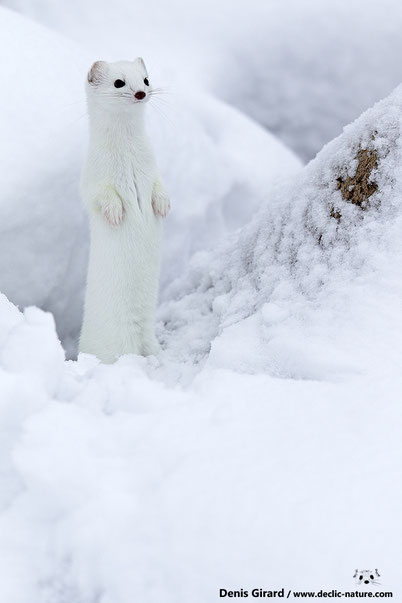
[370,575,374,580]
[144,77,149,86]
[359,576,363,580]
[114,79,125,88]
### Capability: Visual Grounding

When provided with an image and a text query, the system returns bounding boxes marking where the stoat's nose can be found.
[135,91,146,100]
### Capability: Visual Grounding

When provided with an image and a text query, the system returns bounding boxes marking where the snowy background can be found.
[0,1,402,600]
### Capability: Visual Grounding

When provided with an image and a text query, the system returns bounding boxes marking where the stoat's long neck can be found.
[88,104,147,148]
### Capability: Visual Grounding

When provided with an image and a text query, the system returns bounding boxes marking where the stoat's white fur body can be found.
[79,59,170,363]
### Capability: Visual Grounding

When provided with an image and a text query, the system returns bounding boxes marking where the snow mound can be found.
[0,7,89,354]
[1,293,401,600]
[0,6,301,355]
[160,84,402,380]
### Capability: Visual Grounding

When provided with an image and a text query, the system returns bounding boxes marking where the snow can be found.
[159,84,402,382]
[0,2,402,601]
[0,8,89,353]
[1,294,401,600]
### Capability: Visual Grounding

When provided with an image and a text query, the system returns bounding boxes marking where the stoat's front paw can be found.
[102,198,124,227]
[152,190,170,218]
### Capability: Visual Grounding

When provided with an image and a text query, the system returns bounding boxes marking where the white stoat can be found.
[79,58,170,363]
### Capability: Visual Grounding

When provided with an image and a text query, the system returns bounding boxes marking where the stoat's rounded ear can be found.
[134,57,148,74]
[87,60,107,84]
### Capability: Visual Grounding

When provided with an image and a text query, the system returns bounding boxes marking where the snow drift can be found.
[160,83,402,381]
[0,8,89,354]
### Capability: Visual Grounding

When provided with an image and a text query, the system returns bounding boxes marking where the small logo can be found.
[353,569,381,586]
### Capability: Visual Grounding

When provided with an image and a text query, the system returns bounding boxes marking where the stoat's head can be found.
[86,58,152,114]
